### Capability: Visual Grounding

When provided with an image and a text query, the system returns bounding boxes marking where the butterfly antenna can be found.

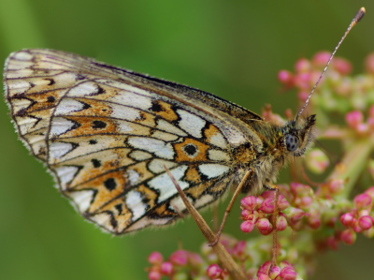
[296,7,366,120]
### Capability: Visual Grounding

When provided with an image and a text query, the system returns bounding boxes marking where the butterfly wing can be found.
[4,49,262,234]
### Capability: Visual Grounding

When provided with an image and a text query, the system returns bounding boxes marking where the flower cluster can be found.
[240,192,289,235]
[147,250,204,280]
[339,187,374,244]
[147,52,374,280]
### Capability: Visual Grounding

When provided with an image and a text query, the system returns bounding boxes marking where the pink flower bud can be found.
[298,91,309,102]
[279,265,297,280]
[170,250,188,266]
[356,123,369,134]
[258,274,272,280]
[233,241,247,257]
[341,229,357,245]
[276,215,288,231]
[257,218,273,235]
[269,265,281,278]
[294,73,312,89]
[148,251,164,264]
[160,262,173,275]
[277,195,290,210]
[278,70,294,84]
[148,270,162,280]
[287,208,305,224]
[365,53,374,74]
[290,183,310,196]
[189,252,203,266]
[241,196,257,210]
[306,149,329,174]
[333,57,352,75]
[358,215,373,230]
[354,193,373,209]
[365,186,374,199]
[295,58,311,72]
[313,52,331,67]
[258,261,272,275]
[259,197,275,214]
[340,212,355,227]
[346,111,364,129]
[307,211,321,229]
[207,264,223,278]
[300,196,313,208]
[327,236,339,250]
[241,220,255,233]
[241,209,251,220]
[328,179,344,194]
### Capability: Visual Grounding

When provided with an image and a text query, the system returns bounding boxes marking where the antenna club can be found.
[355,7,366,24]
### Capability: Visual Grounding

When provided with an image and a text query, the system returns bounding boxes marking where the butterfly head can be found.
[282,114,316,157]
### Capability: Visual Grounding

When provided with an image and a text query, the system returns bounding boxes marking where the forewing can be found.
[4,49,247,234]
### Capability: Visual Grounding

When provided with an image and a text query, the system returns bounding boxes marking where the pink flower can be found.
[340,212,355,227]
[346,111,364,129]
[256,218,273,235]
[312,51,331,68]
[365,53,374,74]
[276,215,288,231]
[241,196,257,210]
[170,250,188,266]
[259,197,276,214]
[241,220,256,233]
[358,216,373,230]
[207,264,223,279]
[148,270,162,280]
[148,251,164,265]
[354,193,373,209]
[341,229,357,245]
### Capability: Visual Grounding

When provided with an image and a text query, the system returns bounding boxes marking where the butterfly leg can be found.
[210,168,254,246]
[164,165,247,280]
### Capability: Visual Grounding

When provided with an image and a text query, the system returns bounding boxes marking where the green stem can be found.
[328,133,374,198]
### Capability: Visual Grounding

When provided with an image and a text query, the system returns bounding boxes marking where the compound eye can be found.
[285,134,299,152]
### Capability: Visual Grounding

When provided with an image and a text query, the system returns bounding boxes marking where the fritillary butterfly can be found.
[3,49,315,234]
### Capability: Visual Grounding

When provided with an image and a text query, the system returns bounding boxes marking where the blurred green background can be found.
[0,1,373,279]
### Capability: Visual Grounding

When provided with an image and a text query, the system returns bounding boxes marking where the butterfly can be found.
[3,49,315,235]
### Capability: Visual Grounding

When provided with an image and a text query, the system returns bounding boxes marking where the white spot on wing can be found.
[129,150,152,161]
[69,190,94,212]
[148,165,188,203]
[156,119,187,136]
[110,104,141,121]
[89,213,112,230]
[169,196,192,212]
[209,131,228,149]
[7,80,32,96]
[126,190,148,221]
[55,98,87,115]
[50,117,76,136]
[16,116,38,135]
[67,82,99,97]
[148,159,177,174]
[55,166,80,189]
[12,51,33,61]
[127,169,140,185]
[177,109,206,138]
[194,194,215,208]
[208,150,230,161]
[49,142,75,159]
[128,137,174,160]
[109,90,152,110]
[198,164,229,179]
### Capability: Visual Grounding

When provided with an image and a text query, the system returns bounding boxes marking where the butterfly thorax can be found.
[233,114,316,192]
